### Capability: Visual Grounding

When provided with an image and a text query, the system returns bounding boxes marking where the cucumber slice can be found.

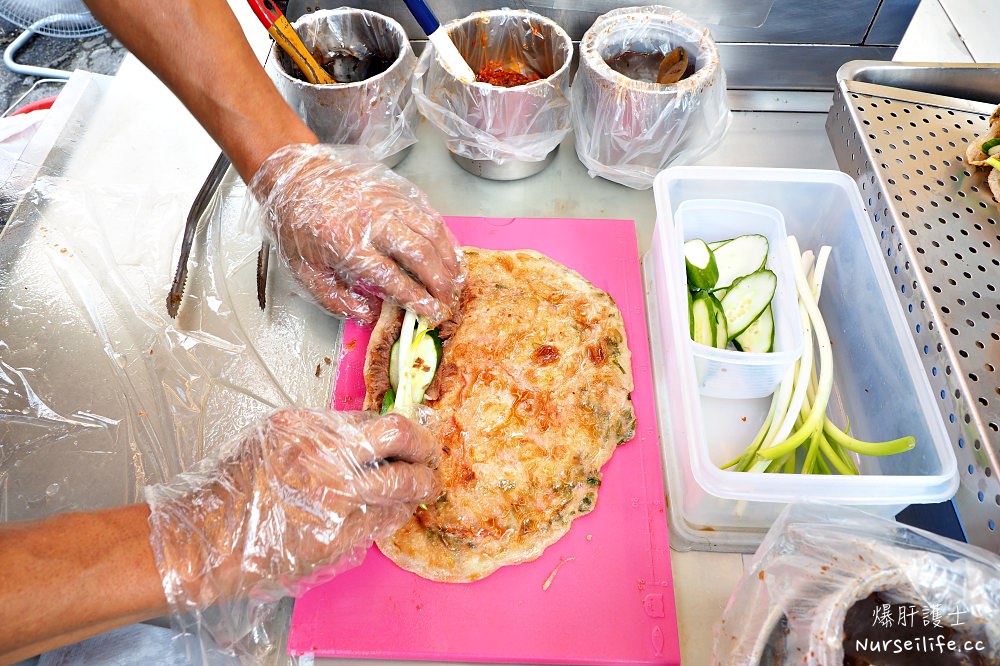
[720,269,776,337]
[389,340,400,391]
[390,328,439,394]
[406,332,439,404]
[708,292,729,349]
[690,291,717,347]
[733,304,775,353]
[391,311,441,411]
[380,387,396,414]
[684,238,719,290]
[708,239,731,251]
[713,234,769,290]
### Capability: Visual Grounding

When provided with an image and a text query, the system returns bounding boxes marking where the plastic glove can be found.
[250,143,466,326]
[145,409,439,611]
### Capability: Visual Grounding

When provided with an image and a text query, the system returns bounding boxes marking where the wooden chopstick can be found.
[247,0,335,85]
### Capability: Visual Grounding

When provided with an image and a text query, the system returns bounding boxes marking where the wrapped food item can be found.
[572,6,730,190]
[965,104,1000,204]
[411,9,573,180]
[266,8,418,166]
[714,503,1000,665]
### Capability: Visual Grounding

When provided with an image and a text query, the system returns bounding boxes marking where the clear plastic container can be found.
[674,199,802,399]
[646,166,959,541]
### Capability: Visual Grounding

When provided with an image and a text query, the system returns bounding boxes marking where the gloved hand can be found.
[145,409,439,610]
[250,143,466,326]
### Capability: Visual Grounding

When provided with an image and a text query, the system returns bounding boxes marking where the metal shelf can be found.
[828,61,1000,552]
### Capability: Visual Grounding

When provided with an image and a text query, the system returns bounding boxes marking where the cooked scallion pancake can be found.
[364,248,635,583]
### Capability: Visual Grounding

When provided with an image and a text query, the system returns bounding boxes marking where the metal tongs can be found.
[166,153,230,318]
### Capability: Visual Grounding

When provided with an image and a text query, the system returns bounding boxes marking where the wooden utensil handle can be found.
[269,16,335,85]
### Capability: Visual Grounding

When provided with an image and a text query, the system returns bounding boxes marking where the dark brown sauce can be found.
[604,50,695,84]
[842,592,993,666]
[285,48,393,84]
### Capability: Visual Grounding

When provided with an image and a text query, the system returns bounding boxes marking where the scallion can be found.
[726,237,915,475]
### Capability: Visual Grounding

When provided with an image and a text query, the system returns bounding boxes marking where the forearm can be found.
[0,504,168,664]
[82,0,318,182]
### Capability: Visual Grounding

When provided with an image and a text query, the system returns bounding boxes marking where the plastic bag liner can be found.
[714,503,1000,665]
[0,150,343,662]
[411,9,573,165]
[571,6,730,190]
[265,8,418,165]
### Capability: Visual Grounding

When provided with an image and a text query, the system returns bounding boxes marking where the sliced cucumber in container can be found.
[708,292,729,349]
[684,238,719,290]
[713,234,769,290]
[689,291,717,347]
[720,268,776,337]
[733,304,775,353]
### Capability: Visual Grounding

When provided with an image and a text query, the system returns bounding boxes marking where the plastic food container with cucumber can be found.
[674,199,802,400]
[675,198,919,479]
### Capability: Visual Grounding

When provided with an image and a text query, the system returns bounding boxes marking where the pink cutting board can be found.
[288,217,678,665]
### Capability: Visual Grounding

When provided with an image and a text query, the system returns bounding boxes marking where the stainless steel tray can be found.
[827,61,999,552]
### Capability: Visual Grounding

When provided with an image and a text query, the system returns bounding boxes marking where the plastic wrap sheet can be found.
[266,8,418,163]
[714,504,1000,665]
[571,6,730,190]
[412,9,573,165]
[0,161,341,521]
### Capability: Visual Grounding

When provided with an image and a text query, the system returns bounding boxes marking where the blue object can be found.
[402,0,439,36]
[896,500,967,543]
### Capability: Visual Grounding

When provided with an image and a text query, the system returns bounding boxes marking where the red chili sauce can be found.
[475,60,540,87]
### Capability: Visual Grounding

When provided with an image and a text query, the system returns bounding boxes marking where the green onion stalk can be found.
[725,237,915,475]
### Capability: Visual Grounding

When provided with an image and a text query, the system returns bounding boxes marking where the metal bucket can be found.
[266,8,418,167]
[412,9,573,180]
[571,6,729,189]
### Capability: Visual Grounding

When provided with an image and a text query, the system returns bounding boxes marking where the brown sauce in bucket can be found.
[605,50,695,84]
[285,49,393,84]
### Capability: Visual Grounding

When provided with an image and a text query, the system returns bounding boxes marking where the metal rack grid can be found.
[827,64,1000,552]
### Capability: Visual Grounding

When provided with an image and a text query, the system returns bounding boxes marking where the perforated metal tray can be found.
[827,62,1000,552]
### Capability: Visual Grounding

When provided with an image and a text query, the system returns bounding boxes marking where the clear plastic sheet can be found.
[571,6,730,190]
[0,112,345,661]
[714,504,1000,665]
[411,9,573,165]
[265,8,419,164]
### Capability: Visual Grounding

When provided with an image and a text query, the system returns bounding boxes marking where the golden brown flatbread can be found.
[365,248,635,582]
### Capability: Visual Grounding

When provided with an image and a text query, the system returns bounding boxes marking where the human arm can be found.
[82,0,466,324]
[81,0,317,182]
[0,409,438,662]
[0,505,167,664]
